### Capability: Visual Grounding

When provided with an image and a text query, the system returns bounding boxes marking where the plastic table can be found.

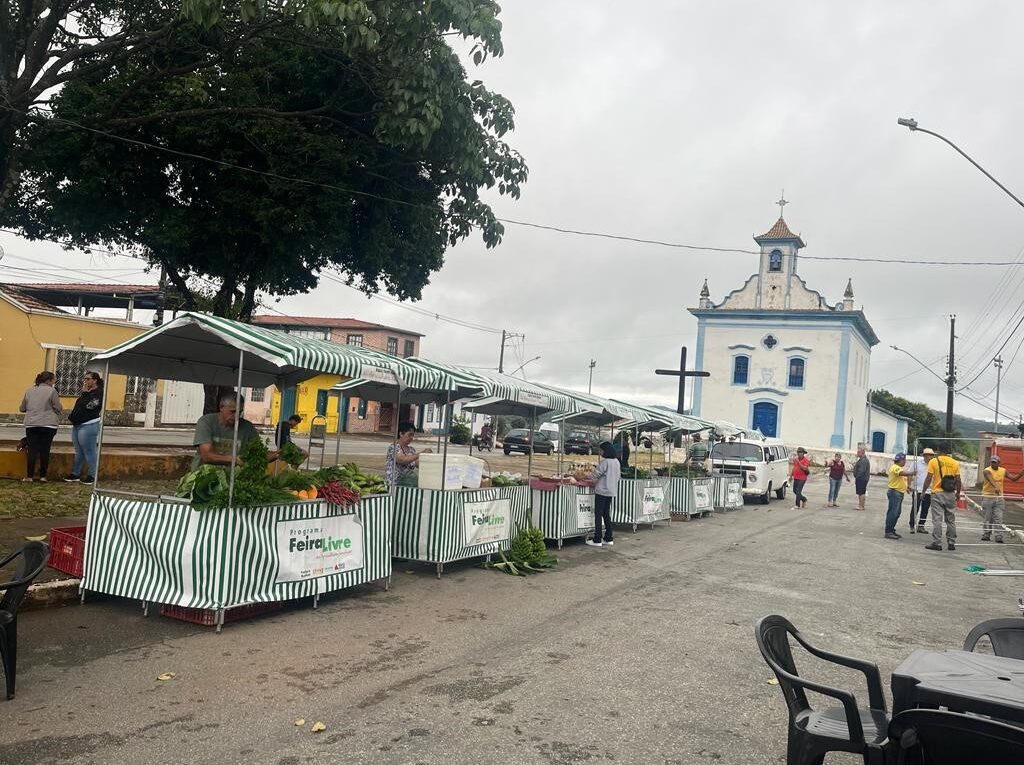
[891,649,1024,724]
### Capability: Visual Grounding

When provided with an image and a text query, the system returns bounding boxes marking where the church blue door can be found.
[872,431,886,453]
[752,402,778,437]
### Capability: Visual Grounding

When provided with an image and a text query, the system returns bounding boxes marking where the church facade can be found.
[688,212,879,449]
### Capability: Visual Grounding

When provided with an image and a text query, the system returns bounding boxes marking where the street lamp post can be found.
[588,359,596,393]
[509,356,541,377]
[897,117,1024,210]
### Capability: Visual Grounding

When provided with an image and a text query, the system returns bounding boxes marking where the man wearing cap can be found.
[908,447,935,533]
[853,445,871,511]
[791,447,811,509]
[980,455,1024,543]
[884,453,916,540]
[923,444,962,552]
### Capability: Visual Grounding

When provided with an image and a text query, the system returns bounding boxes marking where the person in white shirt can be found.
[908,447,934,534]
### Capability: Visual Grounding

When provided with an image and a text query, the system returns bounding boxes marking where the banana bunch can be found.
[486,525,558,576]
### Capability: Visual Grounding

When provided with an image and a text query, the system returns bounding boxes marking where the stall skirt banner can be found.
[576,492,595,529]
[693,483,713,510]
[463,499,511,547]
[275,514,364,583]
[639,485,665,520]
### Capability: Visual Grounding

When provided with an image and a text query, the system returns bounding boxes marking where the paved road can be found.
[3,477,1022,764]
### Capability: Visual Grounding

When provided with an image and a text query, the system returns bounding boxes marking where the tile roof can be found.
[251,315,423,337]
[9,282,162,295]
[754,217,805,246]
[0,284,66,313]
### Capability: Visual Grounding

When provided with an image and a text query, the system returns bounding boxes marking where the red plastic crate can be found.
[159,601,284,627]
[49,526,87,578]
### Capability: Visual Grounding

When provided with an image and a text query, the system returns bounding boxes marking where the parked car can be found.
[502,429,555,456]
[710,437,790,504]
[563,431,601,455]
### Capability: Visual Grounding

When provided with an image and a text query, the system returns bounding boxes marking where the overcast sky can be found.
[4,0,1024,426]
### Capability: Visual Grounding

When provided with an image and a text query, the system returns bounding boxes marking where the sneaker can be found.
[21,477,34,482]
[603,540,614,546]
[584,540,603,547]
[981,535,991,542]
[63,474,80,482]
[885,532,900,540]
[38,477,47,483]
[916,525,926,533]
[909,527,916,534]
[81,476,94,483]
[947,542,956,551]
[996,538,1004,544]
[924,543,943,551]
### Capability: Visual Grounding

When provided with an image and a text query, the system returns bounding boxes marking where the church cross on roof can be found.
[754,192,805,247]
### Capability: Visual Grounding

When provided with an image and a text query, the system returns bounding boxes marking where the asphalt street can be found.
[2,477,1022,764]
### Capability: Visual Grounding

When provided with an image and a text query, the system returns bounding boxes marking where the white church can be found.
[688,206,908,453]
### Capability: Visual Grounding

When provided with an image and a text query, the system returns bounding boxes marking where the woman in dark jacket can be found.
[64,372,103,483]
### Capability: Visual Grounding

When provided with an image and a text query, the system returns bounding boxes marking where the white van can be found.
[709,436,790,504]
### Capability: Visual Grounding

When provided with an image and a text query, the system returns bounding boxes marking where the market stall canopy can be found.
[537,385,637,427]
[712,420,751,439]
[330,361,483,406]
[88,312,409,389]
[609,400,681,433]
[650,405,716,435]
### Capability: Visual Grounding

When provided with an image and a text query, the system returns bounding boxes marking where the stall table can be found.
[391,485,530,577]
[530,479,596,548]
[712,474,744,511]
[610,477,671,532]
[891,649,1024,724]
[668,476,714,519]
[82,491,392,629]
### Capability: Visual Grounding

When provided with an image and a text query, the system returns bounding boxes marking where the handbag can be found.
[937,458,957,493]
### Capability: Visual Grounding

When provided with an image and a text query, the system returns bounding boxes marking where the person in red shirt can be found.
[791,447,811,509]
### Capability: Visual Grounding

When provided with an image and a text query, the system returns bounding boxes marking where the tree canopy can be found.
[3,1,525,318]
[870,389,972,455]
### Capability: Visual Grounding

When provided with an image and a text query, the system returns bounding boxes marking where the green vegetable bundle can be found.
[279,441,305,468]
[176,465,229,505]
[177,439,298,508]
[486,526,557,576]
[313,463,387,496]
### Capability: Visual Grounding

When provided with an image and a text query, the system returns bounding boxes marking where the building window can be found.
[124,375,153,413]
[788,358,805,388]
[357,398,368,419]
[387,337,398,355]
[346,334,363,347]
[284,328,329,341]
[54,348,95,396]
[426,402,437,422]
[732,355,749,385]
[249,386,265,402]
[762,334,778,350]
[768,249,782,272]
[403,339,415,358]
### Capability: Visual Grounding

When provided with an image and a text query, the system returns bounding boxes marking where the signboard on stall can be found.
[576,493,595,529]
[640,485,665,519]
[463,499,512,547]
[693,483,713,510]
[359,365,398,385]
[727,482,742,507]
[275,514,364,582]
[516,390,550,408]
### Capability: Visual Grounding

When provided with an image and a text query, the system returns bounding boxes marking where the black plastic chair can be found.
[962,617,1024,660]
[755,615,889,765]
[0,541,50,700]
[889,708,1024,764]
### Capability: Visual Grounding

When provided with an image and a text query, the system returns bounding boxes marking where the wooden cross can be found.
[655,346,710,415]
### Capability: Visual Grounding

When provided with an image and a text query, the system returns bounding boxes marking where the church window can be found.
[768,250,783,272]
[762,334,778,350]
[788,358,805,389]
[732,355,749,385]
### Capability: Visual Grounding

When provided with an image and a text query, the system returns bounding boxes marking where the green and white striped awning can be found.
[331,359,483,406]
[89,312,409,389]
[538,385,638,427]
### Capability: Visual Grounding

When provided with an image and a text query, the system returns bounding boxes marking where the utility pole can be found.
[994,355,1004,433]
[588,359,596,393]
[945,315,956,440]
[498,330,506,374]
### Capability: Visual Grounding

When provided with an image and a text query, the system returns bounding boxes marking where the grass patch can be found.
[0,479,177,521]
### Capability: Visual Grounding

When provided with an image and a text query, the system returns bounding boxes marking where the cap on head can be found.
[797,447,807,454]
[922,448,935,456]
[991,455,1001,463]
[894,452,906,461]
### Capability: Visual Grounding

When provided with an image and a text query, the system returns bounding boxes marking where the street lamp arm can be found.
[509,356,541,376]
[897,117,1024,210]
[890,344,948,385]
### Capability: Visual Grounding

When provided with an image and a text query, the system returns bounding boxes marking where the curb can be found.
[24,577,80,610]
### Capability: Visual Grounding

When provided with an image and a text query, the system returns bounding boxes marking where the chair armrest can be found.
[0,548,23,570]
[792,632,888,712]
[0,557,49,593]
[770,666,866,743]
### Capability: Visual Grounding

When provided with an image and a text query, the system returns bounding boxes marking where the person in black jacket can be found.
[64,372,103,483]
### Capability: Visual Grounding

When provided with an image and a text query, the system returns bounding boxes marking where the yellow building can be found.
[268,373,344,435]
[0,285,147,420]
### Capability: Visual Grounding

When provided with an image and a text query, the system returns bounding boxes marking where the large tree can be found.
[2,1,525,316]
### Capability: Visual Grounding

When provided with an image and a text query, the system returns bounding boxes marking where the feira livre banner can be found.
[275,514,364,583]
[640,485,665,519]
[463,499,511,547]
[693,483,712,510]
[576,492,595,529]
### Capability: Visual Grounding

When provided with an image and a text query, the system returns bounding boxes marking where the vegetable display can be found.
[313,463,387,496]
[279,441,305,468]
[176,464,229,505]
[317,481,361,507]
[620,466,651,479]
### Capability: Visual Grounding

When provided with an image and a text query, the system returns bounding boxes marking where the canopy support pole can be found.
[469,411,475,456]
[92,362,111,491]
[527,406,536,487]
[334,394,343,466]
[440,389,452,491]
[227,350,244,508]
[558,418,566,477]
